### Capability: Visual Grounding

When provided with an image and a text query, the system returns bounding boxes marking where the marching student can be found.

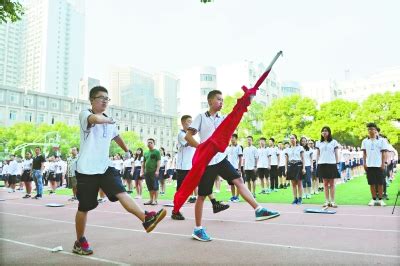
[185,90,279,242]
[316,126,340,208]
[73,86,166,255]
[131,148,144,199]
[285,134,305,205]
[243,136,258,197]
[277,142,287,189]
[47,156,57,194]
[31,147,46,199]
[362,123,388,206]
[256,137,269,194]
[268,138,279,192]
[226,133,243,202]
[300,137,313,199]
[22,152,33,198]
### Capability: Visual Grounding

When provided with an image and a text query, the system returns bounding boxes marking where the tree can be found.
[262,95,318,142]
[110,131,145,156]
[0,0,24,23]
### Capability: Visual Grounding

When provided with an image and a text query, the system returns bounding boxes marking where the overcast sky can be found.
[84,0,400,86]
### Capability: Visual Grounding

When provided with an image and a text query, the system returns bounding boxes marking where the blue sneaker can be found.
[233,196,240,203]
[255,208,280,221]
[192,228,212,242]
[229,196,236,202]
[297,197,302,205]
[292,198,298,205]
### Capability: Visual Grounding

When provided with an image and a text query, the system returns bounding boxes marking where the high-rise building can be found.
[217,61,280,106]
[280,81,301,97]
[19,0,85,98]
[177,66,217,120]
[78,77,100,100]
[0,21,23,88]
[154,72,178,116]
[301,80,338,104]
[110,67,156,112]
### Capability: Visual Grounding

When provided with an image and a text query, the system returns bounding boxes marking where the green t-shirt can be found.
[144,149,161,173]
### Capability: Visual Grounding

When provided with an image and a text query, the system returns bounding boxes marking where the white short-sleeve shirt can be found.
[226,144,243,170]
[133,157,143,167]
[243,145,258,170]
[257,147,269,168]
[188,112,226,166]
[361,137,388,167]
[316,139,339,164]
[8,160,19,175]
[176,130,196,170]
[76,109,119,175]
[285,145,304,162]
[278,149,286,166]
[123,158,133,168]
[303,149,313,167]
[23,159,33,171]
[268,146,279,166]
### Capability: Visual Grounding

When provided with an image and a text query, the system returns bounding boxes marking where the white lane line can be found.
[0,237,130,266]
[1,200,398,218]
[1,202,398,233]
[1,211,399,259]
[0,201,400,219]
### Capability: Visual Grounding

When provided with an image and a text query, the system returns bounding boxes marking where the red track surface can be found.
[1,191,399,265]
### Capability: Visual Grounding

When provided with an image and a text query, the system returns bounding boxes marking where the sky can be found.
[84,0,400,86]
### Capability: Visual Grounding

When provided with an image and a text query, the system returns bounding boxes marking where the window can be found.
[37,113,45,123]
[201,88,211,96]
[23,96,33,107]
[63,101,71,112]
[25,112,32,122]
[38,98,47,108]
[9,93,19,104]
[9,110,17,120]
[51,101,59,110]
[125,126,129,131]
[0,91,4,102]
[51,117,55,124]
[201,102,208,109]
[200,74,216,82]
[154,128,157,134]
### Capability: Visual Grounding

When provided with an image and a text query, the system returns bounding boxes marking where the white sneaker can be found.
[368,199,375,206]
[379,200,386,206]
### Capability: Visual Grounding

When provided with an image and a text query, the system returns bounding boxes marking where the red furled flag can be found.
[173,51,283,213]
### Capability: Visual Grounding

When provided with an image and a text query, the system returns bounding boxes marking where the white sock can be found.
[195,226,202,230]
[255,206,263,212]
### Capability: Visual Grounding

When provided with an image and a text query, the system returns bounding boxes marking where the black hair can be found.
[134,148,143,161]
[160,147,165,156]
[247,136,253,140]
[89,86,108,100]
[232,133,238,139]
[260,137,266,141]
[147,138,155,144]
[300,137,310,151]
[320,126,333,142]
[366,122,378,130]
[207,90,222,100]
[181,115,192,122]
[269,138,275,143]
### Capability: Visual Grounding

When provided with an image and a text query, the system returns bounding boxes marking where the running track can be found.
[0,191,399,265]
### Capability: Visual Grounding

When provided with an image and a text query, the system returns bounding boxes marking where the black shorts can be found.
[8,175,17,185]
[176,169,189,191]
[257,168,269,179]
[123,167,133,180]
[21,170,32,182]
[158,167,167,180]
[366,167,384,185]
[198,158,241,196]
[317,164,339,179]
[76,167,126,212]
[48,172,56,181]
[287,162,302,181]
[278,166,286,177]
[245,169,257,182]
[56,173,62,182]
[145,171,159,191]
[166,169,174,177]
[269,165,278,179]
[16,175,21,182]
[132,166,142,180]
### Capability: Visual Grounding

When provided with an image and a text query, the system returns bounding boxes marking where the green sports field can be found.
[49,171,400,206]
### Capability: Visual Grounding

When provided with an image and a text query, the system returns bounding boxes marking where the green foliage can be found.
[0,0,24,23]
[220,91,400,147]
[0,122,145,160]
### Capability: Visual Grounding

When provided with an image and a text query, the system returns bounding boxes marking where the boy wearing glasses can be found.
[73,86,166,255]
